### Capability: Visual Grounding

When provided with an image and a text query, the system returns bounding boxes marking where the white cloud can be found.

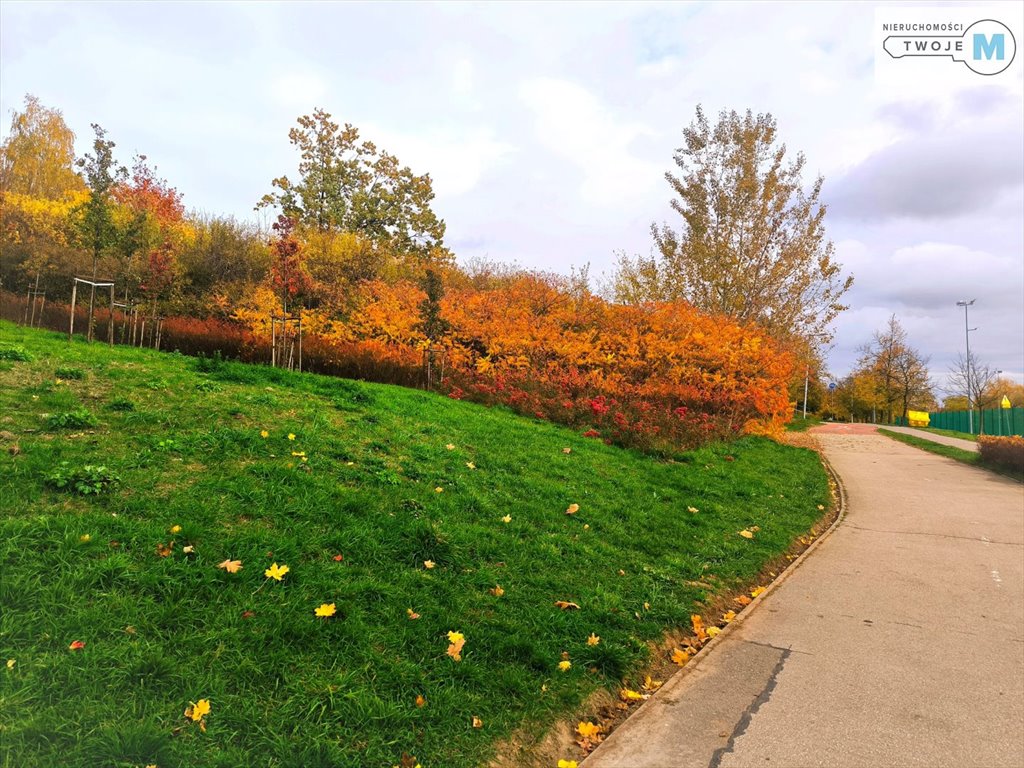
[518,77,660,206]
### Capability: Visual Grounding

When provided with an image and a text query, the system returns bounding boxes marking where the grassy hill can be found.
[0,321,829,768]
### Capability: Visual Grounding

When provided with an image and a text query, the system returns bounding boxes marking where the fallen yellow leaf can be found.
[169,525,181,534]
[6,659,14,670]
[447,631,465,661]
[722,610,736,623]
[472,715,483,729]
[562,447,572,454]
[314,603,337,618]
[423,560,436,569]
[565,503,580,515]
[264,563,289,581]
[750,586,766,598]
[687,506,699,513]
[445,443,455,450]
[735,594,752,606]
[554,601,581,610]
[738,529,754,539]
[287,433,295,441]
[501,514,512,523]
[642,675,662,691]
[671,648,690,666]
[490,585,505,597]
[691,614,707,641]
[576,721,602,739]
[586,633,600,646]
[466,462,476,470]
[185,698,211,722]
[558,760,579,768]
[260,430,269,438]
[620,688,645,702]
[79,534,91,543]
[434,487,444,493]
[707,626,721,638]
[415,694,426,708]
[217,559,243,573]
[407,608,420,620]
[558,660,572,671]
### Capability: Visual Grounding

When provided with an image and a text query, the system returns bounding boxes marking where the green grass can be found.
[913,426,977,442]
[785,415,822,432]
[0,321,830,768]
[878,429,1021,482]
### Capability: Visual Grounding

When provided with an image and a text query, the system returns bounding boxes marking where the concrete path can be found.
[881,424,979,452]
[584,426,1024,768]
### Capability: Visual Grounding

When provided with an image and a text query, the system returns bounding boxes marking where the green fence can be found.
[922,407,1024,436]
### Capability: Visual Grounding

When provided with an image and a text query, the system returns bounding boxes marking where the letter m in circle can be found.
[973,33,1005,60]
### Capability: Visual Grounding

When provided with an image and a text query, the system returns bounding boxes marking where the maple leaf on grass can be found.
[314,603,337,618]
[407,608,420,620]
[738,529,754,539]
[68,640,85,651]
[565,503,580,515]
[217,559,242,573]
[554,600,581,610]
[264,563,289,581]
[586,633,600,646]
[489,585,505,597]
[558,660,572,671]
[415,694,426,708]
[472,716,483,729]
[447,631,465,661]
[156,541,174,557]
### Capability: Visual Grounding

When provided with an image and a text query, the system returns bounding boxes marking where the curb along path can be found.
[584,426,1024,768]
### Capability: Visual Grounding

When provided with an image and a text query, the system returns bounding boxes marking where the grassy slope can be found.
[0,322,829,768]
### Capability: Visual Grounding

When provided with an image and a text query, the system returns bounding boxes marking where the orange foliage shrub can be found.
[978,436,1024,475]
[434,274,793,451]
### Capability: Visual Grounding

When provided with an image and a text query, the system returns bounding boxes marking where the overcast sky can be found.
[2,1,1022,386]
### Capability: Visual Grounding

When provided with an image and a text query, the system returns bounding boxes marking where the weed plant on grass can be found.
[0,320,830,768]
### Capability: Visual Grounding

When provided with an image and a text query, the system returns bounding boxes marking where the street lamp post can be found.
[956,299,976,434]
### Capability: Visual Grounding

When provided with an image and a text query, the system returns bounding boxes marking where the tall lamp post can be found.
[956,299,976,434]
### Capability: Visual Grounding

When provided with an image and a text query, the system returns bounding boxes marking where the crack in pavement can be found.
[707,643,791,768]
[847,524,1023,547]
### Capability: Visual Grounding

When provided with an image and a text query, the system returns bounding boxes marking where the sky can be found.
[2,0,1022,389]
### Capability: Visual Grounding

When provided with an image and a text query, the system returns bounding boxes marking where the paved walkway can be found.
[584,426,1024,768]
[881,425,979,452]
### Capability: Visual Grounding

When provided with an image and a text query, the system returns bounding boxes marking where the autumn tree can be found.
[615,106,852,343]
[0,94,85,200]
[980,376,1024,409]
[855,315,932,423]
[259,108,447,261]
[111,154,187,298]
[269,215,310,316]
